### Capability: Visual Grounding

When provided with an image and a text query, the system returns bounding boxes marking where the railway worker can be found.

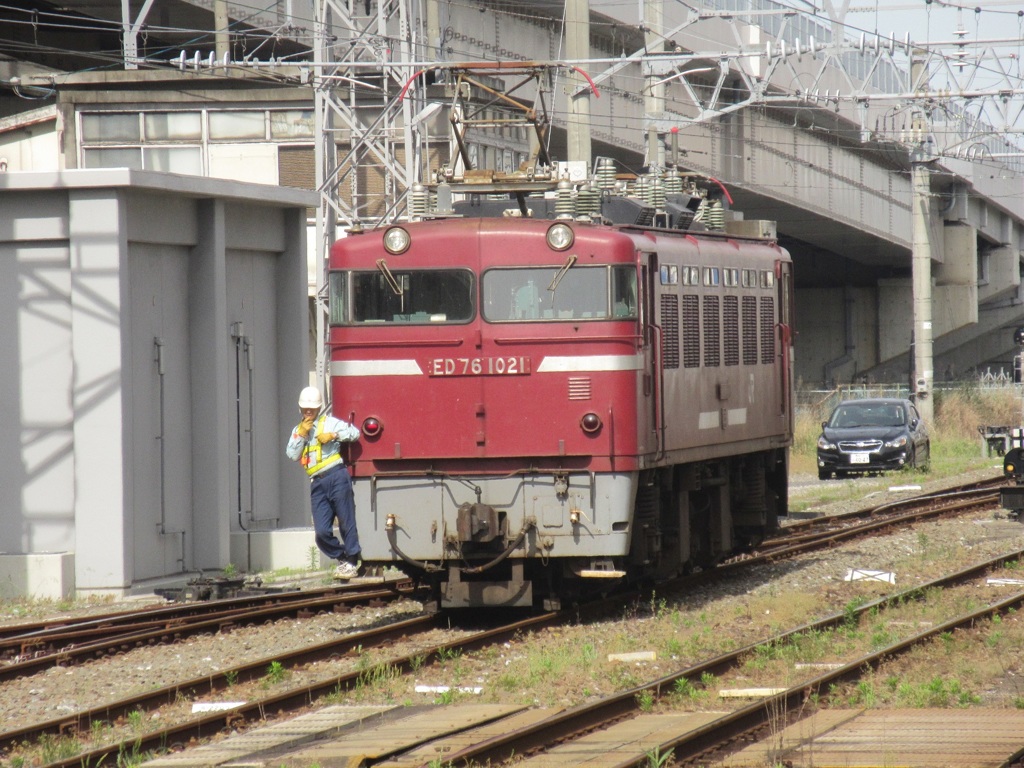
[285,386,363,580]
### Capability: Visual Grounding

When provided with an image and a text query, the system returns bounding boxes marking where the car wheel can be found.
[908,448,917,470]
[919,442,931,472]
[818,468,831,481]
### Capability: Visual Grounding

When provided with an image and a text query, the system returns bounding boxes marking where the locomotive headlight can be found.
[1006,462,1016,475]
[382,226,411,254]
[580,412,602,433]
[546,222,574,251]
[362,417,383,437]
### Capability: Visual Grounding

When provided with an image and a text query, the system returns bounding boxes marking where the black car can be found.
[816,398,930,480]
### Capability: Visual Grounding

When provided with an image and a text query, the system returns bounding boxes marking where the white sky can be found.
[785,0,1024,93]
[811,1,1019,45]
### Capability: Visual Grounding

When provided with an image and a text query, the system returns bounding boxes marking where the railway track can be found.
[6,611,563,768]
[434,547,1024,767]
[748,476,1004,558]
[0,475,1014,767]
[0,580,421,681]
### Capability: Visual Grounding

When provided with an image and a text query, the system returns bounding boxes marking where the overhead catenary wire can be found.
[4,0,1024,173]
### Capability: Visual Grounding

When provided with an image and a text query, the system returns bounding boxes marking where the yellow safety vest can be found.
[302,414,343,477]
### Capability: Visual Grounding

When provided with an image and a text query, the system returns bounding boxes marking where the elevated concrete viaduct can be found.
[2,0,1023,392]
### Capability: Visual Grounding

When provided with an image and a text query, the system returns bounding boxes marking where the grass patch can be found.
[791,384,1011,506]
[795,384,1019,470]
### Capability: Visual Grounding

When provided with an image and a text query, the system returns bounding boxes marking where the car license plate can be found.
[849,453,870,464]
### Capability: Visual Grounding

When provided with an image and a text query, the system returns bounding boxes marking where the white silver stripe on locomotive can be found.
[331,355,643,376]
[535,354,643,372]
[331,360,424,376]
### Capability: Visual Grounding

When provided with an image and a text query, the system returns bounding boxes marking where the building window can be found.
[82,147,142,169]
[270,110,315,139]
[209,111,266,140]
[145,112,202,140]
[79,109,315,185]
[81,113,140,142]
[143,146,203,174]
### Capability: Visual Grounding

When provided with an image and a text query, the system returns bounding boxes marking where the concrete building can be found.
[0,169,317,598]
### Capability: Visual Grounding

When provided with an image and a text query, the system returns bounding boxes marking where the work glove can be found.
[296,417,315,438]
[316,431,336,445]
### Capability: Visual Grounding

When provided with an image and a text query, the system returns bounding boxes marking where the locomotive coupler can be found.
[455,502,505,543]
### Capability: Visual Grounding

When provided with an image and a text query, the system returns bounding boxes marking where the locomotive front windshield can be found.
[329,264,637,324]
[482,265,637,322]
[330,269,475,324]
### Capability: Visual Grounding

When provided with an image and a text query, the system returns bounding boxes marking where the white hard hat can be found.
[298,386,323,409]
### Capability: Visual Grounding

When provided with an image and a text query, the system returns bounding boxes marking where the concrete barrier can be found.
[0,553,75,600]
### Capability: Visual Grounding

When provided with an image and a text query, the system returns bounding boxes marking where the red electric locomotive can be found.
[328,182,793,609]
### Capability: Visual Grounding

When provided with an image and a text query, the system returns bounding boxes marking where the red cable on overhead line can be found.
[707,176,733,206]
[569,65,600,98]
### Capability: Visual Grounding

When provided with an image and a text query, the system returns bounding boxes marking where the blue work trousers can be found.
[310,464,361,562]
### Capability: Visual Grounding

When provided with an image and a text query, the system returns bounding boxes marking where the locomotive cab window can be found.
[328,268,475,324]
[482,265,637,322]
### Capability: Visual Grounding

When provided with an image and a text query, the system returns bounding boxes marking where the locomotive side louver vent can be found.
[703,295,720,367]
[661,294,679,369]
[682,294,700,368]
[724,295,739,366]
[760,296,775,364]
[742,296,758,364]
[568,376,592,400]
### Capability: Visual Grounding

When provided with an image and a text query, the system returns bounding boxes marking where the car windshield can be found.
[829,403,906,429]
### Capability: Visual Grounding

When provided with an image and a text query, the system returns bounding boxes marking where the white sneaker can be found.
[334,561,360,580]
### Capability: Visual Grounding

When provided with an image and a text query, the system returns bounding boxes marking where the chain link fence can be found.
[797,380,1024,456]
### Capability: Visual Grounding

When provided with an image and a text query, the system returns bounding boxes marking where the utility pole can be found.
[214,0,230,62]
[643,0,665,169]
[565,0,592,167]
[910,134,935,425]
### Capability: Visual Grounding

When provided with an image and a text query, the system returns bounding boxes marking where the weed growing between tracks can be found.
[5,388,1024,767]
[826,598,1024,710]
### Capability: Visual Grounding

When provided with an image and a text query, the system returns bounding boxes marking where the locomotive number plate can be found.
[428,356,531,376]
[849,452,870,464]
